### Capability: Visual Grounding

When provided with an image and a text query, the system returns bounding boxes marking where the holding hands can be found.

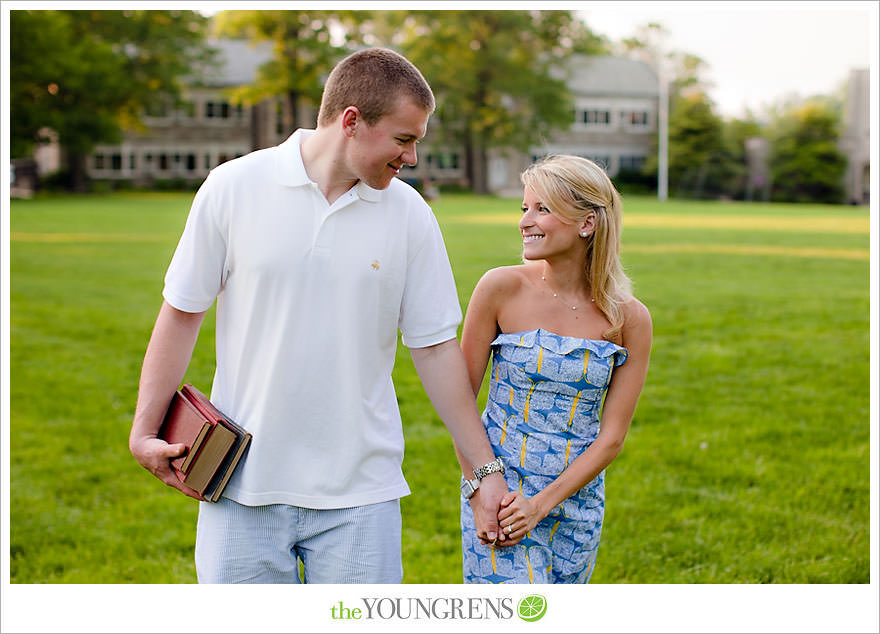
[494,491,544,547]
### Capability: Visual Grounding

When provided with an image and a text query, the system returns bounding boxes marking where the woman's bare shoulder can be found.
[623,296,651,323]
[621,295,653,341]
[476,264,534,295]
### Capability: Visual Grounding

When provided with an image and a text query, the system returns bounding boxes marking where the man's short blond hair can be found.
[317,47,435,127]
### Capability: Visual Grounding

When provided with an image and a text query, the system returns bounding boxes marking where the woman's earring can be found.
[580,231,589,238]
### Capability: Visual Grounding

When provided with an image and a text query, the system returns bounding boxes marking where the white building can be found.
[83,43,659,195]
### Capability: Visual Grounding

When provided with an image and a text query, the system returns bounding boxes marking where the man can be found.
[129,47,507,583]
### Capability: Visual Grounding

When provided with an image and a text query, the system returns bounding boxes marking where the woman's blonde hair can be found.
[521,154,633,343]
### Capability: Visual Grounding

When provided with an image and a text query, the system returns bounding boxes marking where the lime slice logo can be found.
[517,594,547,622]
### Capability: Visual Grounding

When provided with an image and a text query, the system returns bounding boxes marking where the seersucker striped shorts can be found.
[195,497,402,583]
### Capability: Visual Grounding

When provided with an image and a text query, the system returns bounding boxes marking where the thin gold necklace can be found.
[541,266,595,311]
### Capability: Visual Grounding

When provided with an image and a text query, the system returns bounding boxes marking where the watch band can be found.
[473,457,505,480]
[460,478,480,499]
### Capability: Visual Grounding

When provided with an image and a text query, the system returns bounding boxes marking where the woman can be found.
[458,155,652,584]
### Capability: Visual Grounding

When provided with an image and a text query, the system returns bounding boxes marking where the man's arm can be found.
[129,301,207,499]
[409,339,506,543]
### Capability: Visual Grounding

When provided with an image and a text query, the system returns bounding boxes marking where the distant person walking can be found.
[456,155,652,583]
[129,47,507,584]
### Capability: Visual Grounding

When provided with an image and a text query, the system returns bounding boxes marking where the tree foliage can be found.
[211,10,367,128]
[769,100,846,204]
[665,91,736,198]
[363,10,606,193]
[10,9,213,189]
[621,24,735,199]
[723,116,764,200]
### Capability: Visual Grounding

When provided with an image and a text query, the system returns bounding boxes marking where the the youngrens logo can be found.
[329,595,547,621]
[517,594,547,622]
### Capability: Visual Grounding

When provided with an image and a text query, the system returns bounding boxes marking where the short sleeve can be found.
[162,172,228,313]
[398,208,462,348]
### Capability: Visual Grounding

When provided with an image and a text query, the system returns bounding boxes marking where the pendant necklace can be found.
[541,265,595,311]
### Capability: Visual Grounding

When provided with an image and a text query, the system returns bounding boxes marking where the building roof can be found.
[563,55,658,98]
[195,43,658,100]
[199,39,274,87]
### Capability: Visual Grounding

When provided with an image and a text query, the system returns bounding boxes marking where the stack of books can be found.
[158,384,252,502]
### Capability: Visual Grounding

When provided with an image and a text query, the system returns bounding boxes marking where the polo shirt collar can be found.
[275,128,382,203]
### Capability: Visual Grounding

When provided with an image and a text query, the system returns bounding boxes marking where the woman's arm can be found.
[460,267,512,396]
[498,298,653,542]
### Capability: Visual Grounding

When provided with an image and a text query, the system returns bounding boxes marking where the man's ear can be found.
[341,106,360,138]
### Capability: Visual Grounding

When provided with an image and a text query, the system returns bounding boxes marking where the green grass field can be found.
[8,191,870,583]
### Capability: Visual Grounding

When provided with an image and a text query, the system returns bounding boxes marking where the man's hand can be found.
[130,435,205,500]
[470,472,507,545]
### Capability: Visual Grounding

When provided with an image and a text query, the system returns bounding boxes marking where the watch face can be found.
[461,480,477,498]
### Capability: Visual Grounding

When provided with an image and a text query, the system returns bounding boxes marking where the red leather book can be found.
[159,384,251,500]
[157,391,214,474]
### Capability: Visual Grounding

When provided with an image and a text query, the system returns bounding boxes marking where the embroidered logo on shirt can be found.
[371,260,380,270]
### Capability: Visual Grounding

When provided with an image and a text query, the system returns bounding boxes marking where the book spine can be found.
[206,434,252,502]
[179,423,214,473]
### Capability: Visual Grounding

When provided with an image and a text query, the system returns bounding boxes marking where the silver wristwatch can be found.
[460,477,480,499]
[473,456,505,480]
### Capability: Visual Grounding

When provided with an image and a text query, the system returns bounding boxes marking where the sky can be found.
[579,0,877,118]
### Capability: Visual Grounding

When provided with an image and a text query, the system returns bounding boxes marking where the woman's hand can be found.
[495,491,543,546]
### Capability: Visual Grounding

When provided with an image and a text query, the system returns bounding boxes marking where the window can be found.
[619,155,645,171]
[129,154,136,170]
[186,154,196,171]
[111,154,122,171]
[206,101,229,119]
[206,101,238,120]
[586,155,610,170]
[159,154,169,171]
[628,111,649,127]
[427,152,461,171]
[94,155,105,170]
[581,109,610,125]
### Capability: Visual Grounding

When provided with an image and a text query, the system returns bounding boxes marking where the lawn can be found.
[7,190,870,584]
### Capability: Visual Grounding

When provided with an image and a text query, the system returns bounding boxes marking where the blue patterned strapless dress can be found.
[461,328,628,584]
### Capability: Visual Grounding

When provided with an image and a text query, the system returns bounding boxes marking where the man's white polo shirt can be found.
[163,129,462,508]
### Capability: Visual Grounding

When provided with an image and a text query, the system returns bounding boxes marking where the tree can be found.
[211,10,367,130]
[10,10,213,191]
[723,115,764,200]
[666,91,737,198]
[618,24,725,199]
[371,10,606,193]
[769,100,846,204]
